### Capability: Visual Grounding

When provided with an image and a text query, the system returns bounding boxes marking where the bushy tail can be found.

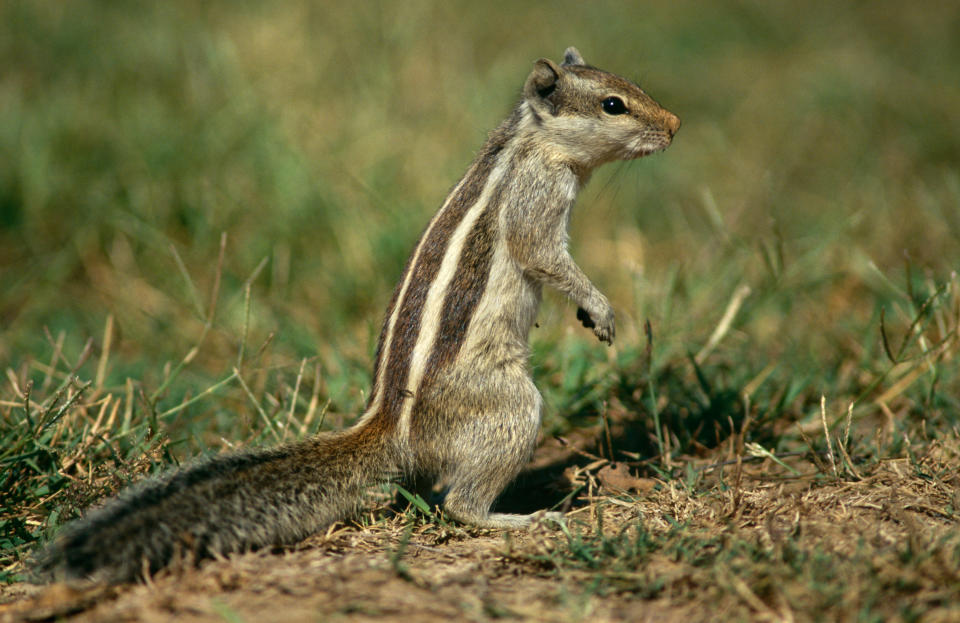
[33,425,394,583]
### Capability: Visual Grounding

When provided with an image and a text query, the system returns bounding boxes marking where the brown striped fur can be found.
[34,47,679,583]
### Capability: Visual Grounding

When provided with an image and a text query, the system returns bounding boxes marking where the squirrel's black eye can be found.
[601,96,628,115]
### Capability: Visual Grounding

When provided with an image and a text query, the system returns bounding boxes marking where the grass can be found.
[1,0,959,620]
[561,443,960,620]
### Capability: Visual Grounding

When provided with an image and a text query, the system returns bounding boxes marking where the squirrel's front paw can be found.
[576,302,615,345]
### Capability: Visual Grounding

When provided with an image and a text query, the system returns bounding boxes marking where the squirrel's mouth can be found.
[628,132,674,159]
[628,143,668,160]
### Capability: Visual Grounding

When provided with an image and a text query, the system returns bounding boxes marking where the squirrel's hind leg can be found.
[437,382,562,530]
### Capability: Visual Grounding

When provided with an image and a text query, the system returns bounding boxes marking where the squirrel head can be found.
[521,47,681,169]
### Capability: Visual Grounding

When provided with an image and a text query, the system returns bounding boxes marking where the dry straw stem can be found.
[150,233,228,403]
[600,401,615,461]
[93,314,113,394]
[284,358,308,441]
[836,403,863,480]
[236,255,269,372]
[300,364,328,434]
[744,442,801,476]
[819,395,838,479]
[156,370,238,421]
[233,366,280,441]
[741,361,776,399]
[695,283,752,366]
[168,242,206,321]
[39,331,65,395]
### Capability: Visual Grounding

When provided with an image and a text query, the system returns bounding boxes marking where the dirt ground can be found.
[3,437,959,623]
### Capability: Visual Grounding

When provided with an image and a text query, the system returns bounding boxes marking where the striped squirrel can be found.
[34,47,679,583]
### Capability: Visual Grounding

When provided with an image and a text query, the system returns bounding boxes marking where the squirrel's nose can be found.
[664,112,681,137]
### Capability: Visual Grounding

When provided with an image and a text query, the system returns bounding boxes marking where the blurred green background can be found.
[1,0,958,446]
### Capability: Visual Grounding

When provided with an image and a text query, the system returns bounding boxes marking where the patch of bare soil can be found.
[3,439,959,623]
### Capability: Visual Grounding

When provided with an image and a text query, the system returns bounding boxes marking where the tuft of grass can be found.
[0,372,168,582]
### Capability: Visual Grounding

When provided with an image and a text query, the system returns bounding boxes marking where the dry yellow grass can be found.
[4,436,959,622]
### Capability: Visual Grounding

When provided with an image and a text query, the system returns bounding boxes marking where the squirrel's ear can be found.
[562,47,585,66]
[524,58,562,114]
